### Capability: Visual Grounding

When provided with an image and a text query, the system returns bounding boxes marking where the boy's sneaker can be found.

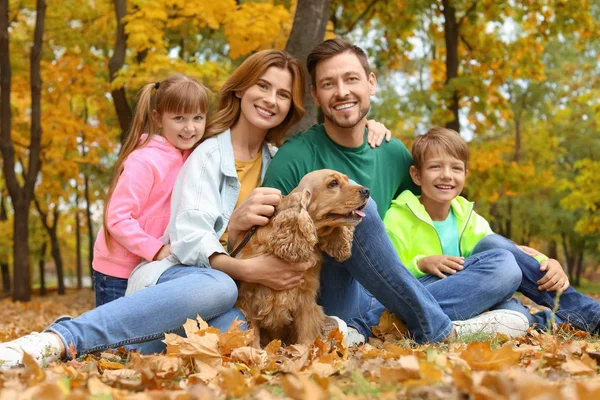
[454,310,529,339]
[0,332,63,370]
[323,315,366,347]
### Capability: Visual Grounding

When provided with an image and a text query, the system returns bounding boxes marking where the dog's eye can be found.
[327,180,339,188]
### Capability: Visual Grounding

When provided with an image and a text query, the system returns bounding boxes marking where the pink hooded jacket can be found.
[93,134,188,279]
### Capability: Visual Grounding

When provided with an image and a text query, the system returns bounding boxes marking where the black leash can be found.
[229,225,259,258]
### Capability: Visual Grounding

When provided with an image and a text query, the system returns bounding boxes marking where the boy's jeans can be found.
[47,266,245,358]
[418,248,523,320]
[93,271,128,307]
[473,234,600,332]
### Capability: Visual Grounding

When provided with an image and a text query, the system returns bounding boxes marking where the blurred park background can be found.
[0,0,598,302]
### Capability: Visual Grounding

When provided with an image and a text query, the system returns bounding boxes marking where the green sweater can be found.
[383,190,548,278]
[262,124,418,218]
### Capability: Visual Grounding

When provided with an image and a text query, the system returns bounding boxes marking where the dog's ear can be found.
[319,226,355,262]
[266,189,317,262]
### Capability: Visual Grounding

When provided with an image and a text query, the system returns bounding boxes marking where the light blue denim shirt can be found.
[126,129,273,294]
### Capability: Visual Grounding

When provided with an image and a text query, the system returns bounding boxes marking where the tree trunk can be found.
[561,232,573,282]
[575,240,585,287]
[75,191,82,289]
[284,0,331,137]
[34,197,65,295]
[38,241,47,296]
[110,0,132,142]
[49,223,65,295]
[442,0,460,132]
[12,204,31,301]
[0,191,9,294]
[84,173,94,284]
[548,239,558,260]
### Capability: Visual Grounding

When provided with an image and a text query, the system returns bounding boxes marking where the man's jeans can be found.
[318,199,454,343]
[473,234,600,332]
[47,266,245,358]
[93,271,128,307]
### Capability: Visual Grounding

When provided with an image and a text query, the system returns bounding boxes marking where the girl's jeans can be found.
[93,270,128,307]
[47,266,244,358]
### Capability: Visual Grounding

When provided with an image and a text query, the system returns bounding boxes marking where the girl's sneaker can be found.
[0,332,63,370]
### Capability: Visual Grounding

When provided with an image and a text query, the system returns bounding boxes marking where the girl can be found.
[93,74,209,306]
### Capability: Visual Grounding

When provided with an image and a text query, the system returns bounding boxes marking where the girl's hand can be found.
[153,244,171,261]
[538,259,570,292]
[417,255,464,279]
[228,188,282,248]
[366,119,392,148]
[244,254,314,291]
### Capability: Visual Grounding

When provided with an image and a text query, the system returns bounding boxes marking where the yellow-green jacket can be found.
[383,190,546,278]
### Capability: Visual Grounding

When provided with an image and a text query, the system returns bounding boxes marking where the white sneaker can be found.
[454,310,529,339]
[0,332,63,370]
[323,316,366,347]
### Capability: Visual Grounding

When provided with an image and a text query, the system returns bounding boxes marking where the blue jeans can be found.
[47,266,245,358]
[318,199,453,344]
[93,270,128,307]
[473,234,600,332]
[418,249,523,320]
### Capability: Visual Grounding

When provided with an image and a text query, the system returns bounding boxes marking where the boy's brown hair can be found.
[307,38,371,85]
[412,127,469,169]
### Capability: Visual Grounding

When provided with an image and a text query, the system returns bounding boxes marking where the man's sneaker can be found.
[0,332,63,370]
[323,316,366,347]
[454,310,529,339]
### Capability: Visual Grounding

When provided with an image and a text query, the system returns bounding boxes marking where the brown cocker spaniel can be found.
[236,169,370,346]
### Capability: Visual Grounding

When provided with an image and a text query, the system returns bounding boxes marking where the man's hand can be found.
[245,254,314,290]
[153,244,171,261]
[366,119,391,148]
[228,188,282,248]
[538,258,570,292]
[417,255,464,279]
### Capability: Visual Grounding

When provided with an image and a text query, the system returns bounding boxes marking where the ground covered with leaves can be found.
[1,290,600,399]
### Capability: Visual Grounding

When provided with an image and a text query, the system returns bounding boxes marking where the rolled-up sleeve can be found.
[169,145,228,267]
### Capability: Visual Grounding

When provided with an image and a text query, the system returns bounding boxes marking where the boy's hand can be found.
[538,258,570,292]
[366,119,391,148]
[153,244,171,261]
[417,255,464,279]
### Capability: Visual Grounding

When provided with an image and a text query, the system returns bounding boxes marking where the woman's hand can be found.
[244,254,314,291]
[153,244,171,261]
[417,255,464,279]
[366,119,392,148]
[228,187,282,248]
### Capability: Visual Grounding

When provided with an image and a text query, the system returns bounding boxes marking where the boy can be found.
[383,127,600,333]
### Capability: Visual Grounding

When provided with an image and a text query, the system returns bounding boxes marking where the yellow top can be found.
[219,151,263,248]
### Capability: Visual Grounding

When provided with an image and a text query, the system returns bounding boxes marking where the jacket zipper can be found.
[457,204,474,256]
[405,204,444,254]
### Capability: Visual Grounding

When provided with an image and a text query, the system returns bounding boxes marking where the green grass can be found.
[573,278,600,295]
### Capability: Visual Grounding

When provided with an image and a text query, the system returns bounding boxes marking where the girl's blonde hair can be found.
[103,74,210,248]
[205,50,305,147]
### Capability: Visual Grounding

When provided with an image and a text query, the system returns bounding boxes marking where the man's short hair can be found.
[412,127,470,169]
[307,38,371,85]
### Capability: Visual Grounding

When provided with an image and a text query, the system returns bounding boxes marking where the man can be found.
[262,38,529,344]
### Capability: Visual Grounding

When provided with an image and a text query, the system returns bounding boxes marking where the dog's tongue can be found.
[353,209,366,217]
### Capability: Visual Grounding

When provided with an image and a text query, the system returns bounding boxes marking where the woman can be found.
[0,50,389,368]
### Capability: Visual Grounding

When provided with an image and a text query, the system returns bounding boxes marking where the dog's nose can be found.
[360,187,370,199]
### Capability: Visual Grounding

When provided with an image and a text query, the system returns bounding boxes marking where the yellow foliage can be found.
[224,2,292,59]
